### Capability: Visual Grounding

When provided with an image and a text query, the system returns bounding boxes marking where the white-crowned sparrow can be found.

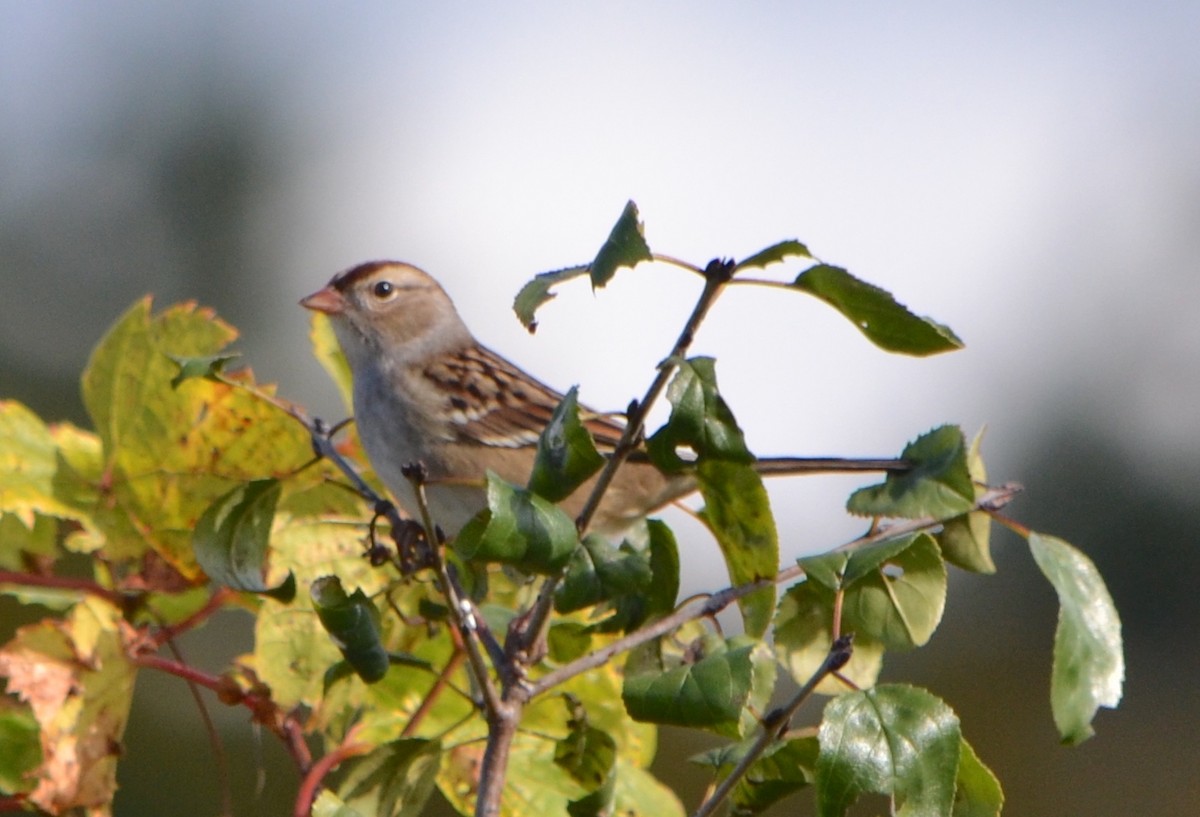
[301,261,898,536]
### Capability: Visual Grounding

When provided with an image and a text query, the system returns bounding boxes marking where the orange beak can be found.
[299,285,346,315]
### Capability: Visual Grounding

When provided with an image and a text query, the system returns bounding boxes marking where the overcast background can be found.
[2,3,1197,815]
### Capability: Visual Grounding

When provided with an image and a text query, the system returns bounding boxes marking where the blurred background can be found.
[2,2,1197,814]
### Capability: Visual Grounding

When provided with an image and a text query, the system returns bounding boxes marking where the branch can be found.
[692,636,854,817]
[513,259,737,658]
[529,482,1022,697]
[293,730,371,817]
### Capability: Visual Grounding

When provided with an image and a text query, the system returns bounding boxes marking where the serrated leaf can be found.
[697,460,777,638]
[80,298,315,573]
[1027,532,1124,744]
[623,637,774,738]
[847,425,974,520]
[937,428,996,573]
[774,579,884,695]
[193,478,295,601]
[528,387,605,502]
[953,739,1003,817]
[646,358,753,472]
[453,472,579,574]
[334,737,442,817]
[840,534,947,651]
[590,200,652,289]
[791,264,962,356]
[167,353,240,388]
[816,685,961,817]
[0,401,100,565]
[555,521,679,634]
[512,265,592,332]
[312,576,389,684]
[734,239,812,272]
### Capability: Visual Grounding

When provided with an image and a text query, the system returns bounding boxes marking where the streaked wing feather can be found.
[423,345,627,451]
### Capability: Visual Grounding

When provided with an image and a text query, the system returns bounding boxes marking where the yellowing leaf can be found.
[0,597,136,814]
[78,299,315,575]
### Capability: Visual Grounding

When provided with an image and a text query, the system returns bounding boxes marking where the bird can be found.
[300,261,902,537]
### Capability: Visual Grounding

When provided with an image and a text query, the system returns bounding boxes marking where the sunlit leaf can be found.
[193,478,295,601]
[1028,532,1124,744]
[840,534,947,651]
[791,264,963,355]
[953,739,1004,817]
[816,685,961,817]
[528,387,605,502]
[590,200,652,289]
[774,578,884,695]
[847,425,974,519]
[937,428,995,573]
[80,298,314,573]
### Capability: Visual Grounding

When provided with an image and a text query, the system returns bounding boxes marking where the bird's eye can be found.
[372,280,395,299]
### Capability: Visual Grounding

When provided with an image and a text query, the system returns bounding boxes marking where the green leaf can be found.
[816,685,961,817]
[697,460,778,638]
[512,265,591,332]
[623,636,774,738]
[936,429,996,573]
[0,703,41,793]
[312,576,390,684]
[333,738,442,817]
[528,387,605,502]
[734,736,819,814]
[590,200,652,289]
[953,739,1004,817]
[847,425,975,520]
[840,533,947,651]
[791,264,963,356]
[167,353,240,388]
[555,521,679,634]
[774,578,884,694]
[193,478,295,601]
[646,358,753,472]
[1027,532,1124,744]
[453,472,580,574]
[694,734,819,815]
[734,239,812,272]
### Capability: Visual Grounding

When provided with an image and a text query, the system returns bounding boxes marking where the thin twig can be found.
[691,636,854,817]
[512,259,736,660]
[529,482,1022,697]
[293,729,371,817]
